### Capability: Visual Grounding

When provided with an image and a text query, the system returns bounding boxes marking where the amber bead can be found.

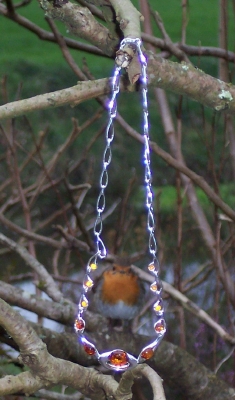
[74,318,85,331]
[90,263,98,270]
[154,319,166,333]
[80,295,88,308]
[150,280,162,294]
[150,282,158,292]
[140,348,154,360]
[84,277,93,289]
[108,350,129,367]
[153,300,164,314]
[148,264,155,272]
[84,344,96,356]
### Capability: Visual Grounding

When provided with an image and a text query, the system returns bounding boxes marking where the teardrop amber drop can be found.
[140,348,154,360]
[83,344,96,356]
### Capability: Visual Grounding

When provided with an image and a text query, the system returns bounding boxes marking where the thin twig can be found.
[132,265,235,345]
[0,233,63,302]
[214,345,235,374]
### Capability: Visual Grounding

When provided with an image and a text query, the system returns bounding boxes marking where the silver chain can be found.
[93,65,121,259]
[94,37,158,264]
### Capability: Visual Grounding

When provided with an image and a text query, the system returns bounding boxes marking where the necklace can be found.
[74,38,166,371]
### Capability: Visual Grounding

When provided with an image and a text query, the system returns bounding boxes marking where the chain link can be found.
[93,66,121,259]
[112,37,158,264]
[135,40,158,263]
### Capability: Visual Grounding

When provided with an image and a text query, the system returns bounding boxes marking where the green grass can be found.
[135,183,235,215]
[1,0,234,69]
[147,0,235,49]
[0,0,112,74]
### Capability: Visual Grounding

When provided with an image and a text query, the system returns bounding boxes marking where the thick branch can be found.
[0,372,44,396]
[0,300,164,399]
[0,280,74,325]
[147,54,235,111]
[117,365,166,400]
[0,78,111,120]
[0,301,233,400]
[0,298,118,398]
[40,1,117,56]
[108,0,143,38]
[1,53,235,122]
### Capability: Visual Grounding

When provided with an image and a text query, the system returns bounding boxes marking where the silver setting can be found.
[99,349,138,371]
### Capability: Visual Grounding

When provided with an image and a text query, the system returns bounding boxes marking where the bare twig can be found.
[151,8,189,62]
[0,212,83,249]
[46,17,88,81]
[54,225,90,252]
[132,265,235,345]
[214,345,235,374]
[115,114,235,223]
[0,233,63,302]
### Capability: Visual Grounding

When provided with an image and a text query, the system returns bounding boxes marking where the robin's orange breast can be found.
[101,267,140,305]
[94,265,145,320]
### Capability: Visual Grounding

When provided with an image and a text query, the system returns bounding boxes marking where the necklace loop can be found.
[74,38,166,371]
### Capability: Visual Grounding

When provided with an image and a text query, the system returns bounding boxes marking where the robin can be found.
[93,258,146,322]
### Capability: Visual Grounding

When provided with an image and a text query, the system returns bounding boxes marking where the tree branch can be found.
[117,365,166,400]
[0,299,234,400]
[108,0,143,39]
[40,1,117,56]
[0,78,111,120]
[1,52,235,122]
[0,298,117,398]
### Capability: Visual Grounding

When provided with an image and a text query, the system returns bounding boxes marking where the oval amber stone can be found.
[108,350,129,367]
[140,348,154,360]
[90,263,98,270]
[84,344,96,356]
[74,318,85,331]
